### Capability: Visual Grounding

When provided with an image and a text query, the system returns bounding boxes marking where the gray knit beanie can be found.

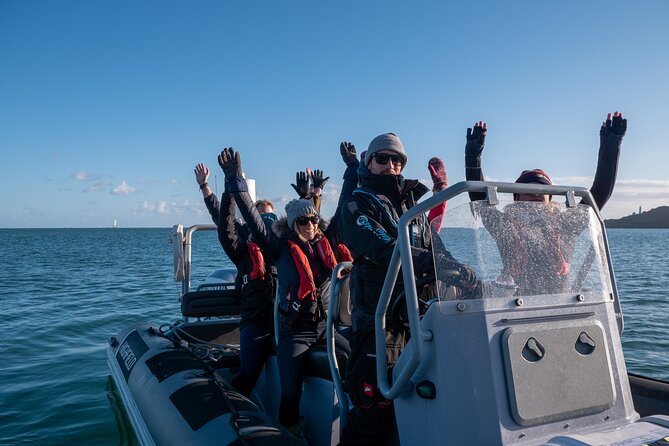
[366,133,407,167]
[285,199,318,229]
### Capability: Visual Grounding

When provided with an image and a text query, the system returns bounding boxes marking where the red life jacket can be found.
[246,242,266,280]
[287,236,338,301]
[507,216,570,279]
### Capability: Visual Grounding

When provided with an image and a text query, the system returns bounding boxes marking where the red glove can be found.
[428,157,448,192]
[428,157,448,232]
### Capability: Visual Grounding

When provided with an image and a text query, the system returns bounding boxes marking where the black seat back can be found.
[181,289,241,318]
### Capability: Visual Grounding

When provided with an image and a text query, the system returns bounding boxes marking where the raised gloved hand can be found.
[218,147,243,178]
[601,111,627,137]
[340,141,358,166]
[465,121,487,159]
[428,157,448,193]
[291,170,312,199]
[218,147,247,193]
[311,169,329,190]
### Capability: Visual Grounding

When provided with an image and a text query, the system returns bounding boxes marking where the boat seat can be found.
[306,343,348,382]
[181,289,241,318]
[335,275,352,327]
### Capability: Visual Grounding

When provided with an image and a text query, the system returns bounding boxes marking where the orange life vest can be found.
[287,236,338,301]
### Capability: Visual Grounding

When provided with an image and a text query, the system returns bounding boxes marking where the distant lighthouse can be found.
[639,206,642,215]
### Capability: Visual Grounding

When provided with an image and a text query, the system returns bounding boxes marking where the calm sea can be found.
[0,228,667,444]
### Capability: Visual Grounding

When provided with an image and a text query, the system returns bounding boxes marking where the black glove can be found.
[437,254,477,285]
[311,169,329,190]
[465,123,487,159]
[455,263,477,286]
[340,141,358,166]
[291,171,312,198]
[218,147,243,178]
[601,112,627,138]
[218,147,247,193]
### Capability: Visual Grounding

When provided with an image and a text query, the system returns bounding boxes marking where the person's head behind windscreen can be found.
[504,168,570,295]
[514,168,552,203]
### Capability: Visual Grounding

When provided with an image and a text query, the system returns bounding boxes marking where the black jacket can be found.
[205,192,275,329]
[341,165,433,331]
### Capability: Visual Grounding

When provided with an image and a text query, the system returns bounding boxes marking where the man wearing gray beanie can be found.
[340,133,477,445]
[364,132,407,170]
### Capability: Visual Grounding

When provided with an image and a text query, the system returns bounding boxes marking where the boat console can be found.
[366,181,669,445]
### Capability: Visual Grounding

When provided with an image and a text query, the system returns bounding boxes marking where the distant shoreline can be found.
[604,206,669,229]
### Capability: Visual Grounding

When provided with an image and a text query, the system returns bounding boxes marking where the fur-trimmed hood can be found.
[272,215,329,239]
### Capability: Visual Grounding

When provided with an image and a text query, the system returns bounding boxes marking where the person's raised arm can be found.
[216,190,245,264]
[590,111,627,210]
[334,141,359,217]
[330,142,359,227]
[218,147,280,258]
[195,163,219,224]
[427,157,448,233]
[465,121,488,202]
[310,168,329,213]
[324,142,359,258]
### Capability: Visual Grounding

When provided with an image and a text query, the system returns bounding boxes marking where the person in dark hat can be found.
[513,168,553,201]
[465,112,627,208]
[340,133,477,445]
[463,112,628,294]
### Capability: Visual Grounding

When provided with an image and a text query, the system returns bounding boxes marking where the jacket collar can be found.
[358,166,429,208]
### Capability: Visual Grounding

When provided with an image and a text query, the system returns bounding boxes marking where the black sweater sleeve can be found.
[216,193,245,264]
[465,141,487,202]
[326,162,359,249]
[203,193,220,224]
[231,181,281,260]
[589,130,623,210]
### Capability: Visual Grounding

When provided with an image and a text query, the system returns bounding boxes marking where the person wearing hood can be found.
[218,146,352,436]
[463,112,627,295]
[339,133,477,445]
[194,162,277,397]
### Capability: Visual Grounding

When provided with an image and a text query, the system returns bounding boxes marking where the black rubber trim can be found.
[170,381,257,431]
[146,350,203,382]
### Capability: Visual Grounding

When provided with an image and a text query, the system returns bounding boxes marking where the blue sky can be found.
[2,1,668,228]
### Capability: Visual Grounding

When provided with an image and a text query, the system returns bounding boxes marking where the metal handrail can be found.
[181,224,216,295]
[327,261,353,432]
[375,181,622,400]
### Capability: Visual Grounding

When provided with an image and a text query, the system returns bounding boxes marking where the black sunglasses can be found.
[296,215,320,226]
[373,152,406,166]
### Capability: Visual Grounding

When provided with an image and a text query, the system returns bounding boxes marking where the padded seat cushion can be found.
[181,290,241,318]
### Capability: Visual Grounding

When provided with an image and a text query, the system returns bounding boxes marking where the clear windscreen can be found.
[428,200,613,300]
